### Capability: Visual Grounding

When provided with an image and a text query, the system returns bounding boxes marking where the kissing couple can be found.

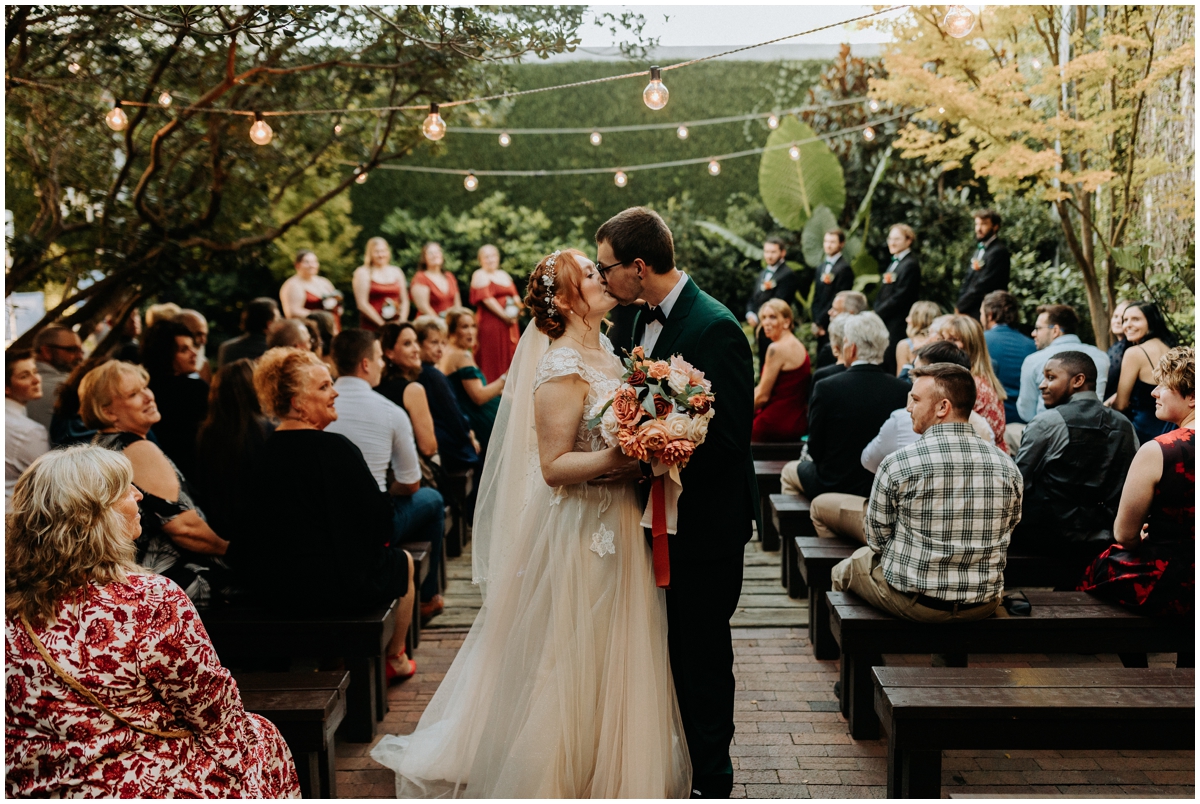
[372,207,759,798]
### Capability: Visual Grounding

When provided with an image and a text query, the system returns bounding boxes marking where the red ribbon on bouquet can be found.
[651,475,670,589]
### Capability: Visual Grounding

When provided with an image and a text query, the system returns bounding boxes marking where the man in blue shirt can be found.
[1017,304,1110,424]
[981,290,1036,426]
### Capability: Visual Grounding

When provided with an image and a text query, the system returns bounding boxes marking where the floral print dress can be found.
[5,573,299,798]
[974,374,1008,453]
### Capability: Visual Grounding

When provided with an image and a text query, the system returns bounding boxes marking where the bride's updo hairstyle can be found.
[525,248,590,340]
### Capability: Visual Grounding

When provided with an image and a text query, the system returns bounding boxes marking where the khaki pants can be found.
[811,493,867,544]
[831,546,1000,623]
[1004,422,1025,455]
[781,460,806,496]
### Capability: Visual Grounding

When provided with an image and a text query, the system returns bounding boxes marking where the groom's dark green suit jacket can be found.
[611,277,760,564]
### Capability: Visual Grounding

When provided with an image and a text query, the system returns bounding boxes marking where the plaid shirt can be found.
[865,421,1023,603]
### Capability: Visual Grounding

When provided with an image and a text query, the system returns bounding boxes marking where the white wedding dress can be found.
[371,325,691,798]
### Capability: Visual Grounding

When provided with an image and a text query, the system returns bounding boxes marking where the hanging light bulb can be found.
[614,170,628,188]
[868,99,881,112]
[157,91,172,107]
[676,125,689,140]
[642,65,669,110]
[333,123,343,136]
[589,131,602,146]
[68,62,81,74]
[767,114,780,130]
[355,172,368,185]
[464,173,479,192]
[943,5,976,38]
[788,144,800,160]
[863,126,876,142]
[1031,57,1042,69]
[938,106,947,114]
[249,112,273,145]
[707,159,721,176]
[105,101,128,132]
[421,103,445,141]
[498,131,511,147]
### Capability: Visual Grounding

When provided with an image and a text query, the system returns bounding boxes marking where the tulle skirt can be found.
[371,480,691,798]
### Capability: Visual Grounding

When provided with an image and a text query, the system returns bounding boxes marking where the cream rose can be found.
[667,367,690,395]
[688,410,713,444]
[664,411,692,440]
[600,405,621,447]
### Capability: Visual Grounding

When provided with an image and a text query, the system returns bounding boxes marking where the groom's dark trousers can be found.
[619,278,759,799]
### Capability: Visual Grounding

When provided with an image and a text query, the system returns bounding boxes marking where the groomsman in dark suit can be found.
[873,223,922,375]
[746,237,807,363]
[955,208,1011,321]
[811,228,856,354]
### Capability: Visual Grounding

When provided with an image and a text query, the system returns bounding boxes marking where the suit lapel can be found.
[650,279,699,360]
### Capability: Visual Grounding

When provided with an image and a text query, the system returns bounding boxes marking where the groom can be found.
[597,207,758,799]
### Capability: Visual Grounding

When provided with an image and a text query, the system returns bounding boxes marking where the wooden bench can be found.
[203,600,397,743]
[398,541,430,652]
[753,460,789,551]
[442,468,475,559]
[828,589,1196,739]
[235,671,349,798]
[874,667,1195,798]
[751,441,804,462]
[769,493,812,599]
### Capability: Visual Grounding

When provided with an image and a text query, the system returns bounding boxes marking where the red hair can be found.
[525,249,590,339]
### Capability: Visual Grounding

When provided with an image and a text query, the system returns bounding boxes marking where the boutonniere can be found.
[761,278,775,291]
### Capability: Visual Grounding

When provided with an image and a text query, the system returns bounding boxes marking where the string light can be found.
[1031,57,1042,69]
[788,144,800,160]
[642,65,669,110]
[105,101,128,132]
[868,99,881,112]
[353,166,368,184]
[938,106,946,114]
[421,103,446,141]
[707,159,721,176]
[862,126,876,141]
[767,114,780,130]
[68,62,81,74]
[333,123,343,135]
[614,170,628,187]
[943,5,976,38]
[498,131,511,146]
[157,91,172,107]
[464,172,479,191]
[249,112,273,145]
[676,125,689,140]
[589,131,602,146]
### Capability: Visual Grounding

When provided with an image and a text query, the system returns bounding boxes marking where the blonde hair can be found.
[757,299,795,331]
[253,347,327,419]
[444,306,476,339]
[412,314,447,343]
[934,314,1007,401]
[362,236,392,268]
[906,301,941,340]
[144,302,182,328]
[889,223,916,244]
[78,361,150,430]
[6,446,140,625]
[1155,346,1195,398]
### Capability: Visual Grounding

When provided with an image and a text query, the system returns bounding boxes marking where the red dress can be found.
[1080,428,1195,617]
[471,282,520,382]
[363,279,403,331]
[752,355,811,442]
[5,573,300,798]
[412,271,460,316]
[974,375,1008,453]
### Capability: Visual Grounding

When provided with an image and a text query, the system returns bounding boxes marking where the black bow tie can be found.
[642,304,668,327]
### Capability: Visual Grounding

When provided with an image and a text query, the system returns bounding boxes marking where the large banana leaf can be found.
[693,220,763,261]
[759,116,846,232]
[848,148,892,236]
[799,206,839,268]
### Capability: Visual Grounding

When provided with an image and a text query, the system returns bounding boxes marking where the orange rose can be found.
[647,361,671,380]
[631,345,646,359]
[638,420,670,454]
[660,438,696,467]
[611,388,644,426]
[618,426,649,462]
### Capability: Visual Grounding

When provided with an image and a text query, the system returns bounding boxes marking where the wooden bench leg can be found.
[291,750,321,799]
[845,651,882,740]
[760,495,780,552]
[339,656,378,742]
[319,742,338,799]
[446,505,463,559]
[898,748,941,798]
[809,583,838,661]
[786,540,807,599]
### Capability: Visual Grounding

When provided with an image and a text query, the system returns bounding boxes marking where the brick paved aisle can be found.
[336,542,1194,798]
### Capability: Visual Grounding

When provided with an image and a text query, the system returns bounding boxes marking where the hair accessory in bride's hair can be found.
[542,250,561,317]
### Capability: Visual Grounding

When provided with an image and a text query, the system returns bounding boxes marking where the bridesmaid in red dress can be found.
[352,237,410,331]
[752,299,812,442]
[410,242,462,318]
[469,244,523,382]
[279,249,342,332]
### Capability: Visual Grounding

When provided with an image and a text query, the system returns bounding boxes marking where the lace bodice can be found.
[533,336,623,452]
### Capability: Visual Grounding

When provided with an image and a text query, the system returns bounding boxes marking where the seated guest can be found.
[930,313,1009,453]
[326,330,446,621]
[1081,346,1194,617]
[141,319,208,479]
[1014,350,1138,586]
[144,302,182,328]
[27,325,84,428]
[79,361,230,607]
[411,315,481,472]
[815,341,995,544]
[832,362,1022,622]
[815,290,867,369]
[5,350,50,507]
[781,313,910,499]
[266,318,313,351]
[49,355,114,446]
[752,299,811,442]
[810,312,852,400]
[439,307,504,451]
[1017,303,1110,423]
[107,309,143,363]
[981,290,1036,428]
[308,309,339,374]
[893,300,940,381]
[4,446,299,798]
[377,323,439,459]
[218,296,279,368]
[1112,301,1178,445]
[1104,299,1133,406]
[175,309,211,382]
[194,359,275,544]
[244,348,417,679]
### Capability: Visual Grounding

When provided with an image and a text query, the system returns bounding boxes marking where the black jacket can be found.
[796,364,911,498]
[956,237,1011,320]
[218,332,270,368]
[812,254,855,329]
[747,260,808,319]
[873,252,921,335]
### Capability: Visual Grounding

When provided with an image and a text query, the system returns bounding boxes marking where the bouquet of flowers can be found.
[586,346,715,588]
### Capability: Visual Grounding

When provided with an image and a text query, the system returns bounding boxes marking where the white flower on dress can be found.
[599,405,622,447]
[590,523,616,557]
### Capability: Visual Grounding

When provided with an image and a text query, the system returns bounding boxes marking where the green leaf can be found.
[851,250,879,279]
[758,116,846,232]
[694,220,762,261]
[800,205,839,268]
[852,273,880,293]
[843,235,863,265]
[848,148,891,236]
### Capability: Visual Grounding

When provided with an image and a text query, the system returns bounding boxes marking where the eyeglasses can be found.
[595,259,625,280]
[46,344,83,354]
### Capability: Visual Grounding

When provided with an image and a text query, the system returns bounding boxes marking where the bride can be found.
[371,249,691,798]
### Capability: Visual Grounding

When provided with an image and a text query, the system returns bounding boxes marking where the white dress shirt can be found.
[860,407,995,474]
[325,376,421,492]
[6,398,50,508]
[639,272,690,355]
